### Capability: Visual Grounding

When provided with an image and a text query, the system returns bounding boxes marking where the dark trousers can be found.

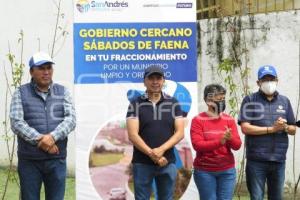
[18,158,66,200]
[246,159,285,200]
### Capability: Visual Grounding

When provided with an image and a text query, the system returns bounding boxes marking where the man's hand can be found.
[148,149,159,163]
[151,147,166,161]
[220,127,232,144]
[148,152,168,167]
[37,134,55,152]
[157,157,168,167]
[47,145,60,154]
[148,149,167,165]
[272,117,287,132]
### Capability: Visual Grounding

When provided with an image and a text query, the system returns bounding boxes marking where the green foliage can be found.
[212,16,255,200]
[1,30,25,200]
[8,55,24,89]
[6,30,24,89]
[217,58,249,117]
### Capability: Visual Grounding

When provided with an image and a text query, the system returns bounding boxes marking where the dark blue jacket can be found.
[18,82,67,160]
[238,91,295,162]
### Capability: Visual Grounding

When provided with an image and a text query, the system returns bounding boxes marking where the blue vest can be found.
[244,91,293,162]
[18,82,67,160]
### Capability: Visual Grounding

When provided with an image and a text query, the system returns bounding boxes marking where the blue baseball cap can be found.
[257,65,277,80]
[29,52,54,68]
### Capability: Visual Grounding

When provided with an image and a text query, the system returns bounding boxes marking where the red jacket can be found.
[190,112,242,171]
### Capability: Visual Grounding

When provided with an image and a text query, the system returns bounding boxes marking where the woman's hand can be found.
[220,127,231,144]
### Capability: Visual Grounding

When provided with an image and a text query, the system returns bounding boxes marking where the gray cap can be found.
[143,65,164,79]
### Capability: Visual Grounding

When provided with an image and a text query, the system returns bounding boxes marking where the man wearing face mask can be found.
[238,65,296,200]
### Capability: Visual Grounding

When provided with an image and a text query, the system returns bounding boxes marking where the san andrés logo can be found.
[76,0,129,13]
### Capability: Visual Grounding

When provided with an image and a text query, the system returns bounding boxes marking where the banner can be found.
[74,0,197,199]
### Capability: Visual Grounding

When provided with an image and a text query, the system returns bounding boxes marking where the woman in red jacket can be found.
[190,84,242,200]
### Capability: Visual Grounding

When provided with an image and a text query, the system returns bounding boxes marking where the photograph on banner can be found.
[88,80,194,200]
[88,119,193,200]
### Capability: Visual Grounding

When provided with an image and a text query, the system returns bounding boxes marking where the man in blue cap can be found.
[238,65,296,200]
[126,65,184,200]
[10,52,76,200]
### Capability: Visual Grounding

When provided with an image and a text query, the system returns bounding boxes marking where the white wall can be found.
[0,0,75,173]
[198,11,300,183]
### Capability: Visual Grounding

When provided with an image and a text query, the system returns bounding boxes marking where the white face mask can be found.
[260,81,277,95]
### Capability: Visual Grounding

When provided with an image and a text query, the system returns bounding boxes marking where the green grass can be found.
[89,152,123,167]
[233,196,252,200]
[63,177,75,200]
[0,167,75,200]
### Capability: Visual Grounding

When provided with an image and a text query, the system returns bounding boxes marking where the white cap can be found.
[29,52,54,68]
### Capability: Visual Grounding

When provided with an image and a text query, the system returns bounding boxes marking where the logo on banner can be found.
[76,0,129,13]
[76,0,90,13]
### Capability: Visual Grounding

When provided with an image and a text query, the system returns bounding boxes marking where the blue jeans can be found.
[133,163,177,200]
[246,160,285,200]
[18,158,66,200]
[193,167,236,200]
